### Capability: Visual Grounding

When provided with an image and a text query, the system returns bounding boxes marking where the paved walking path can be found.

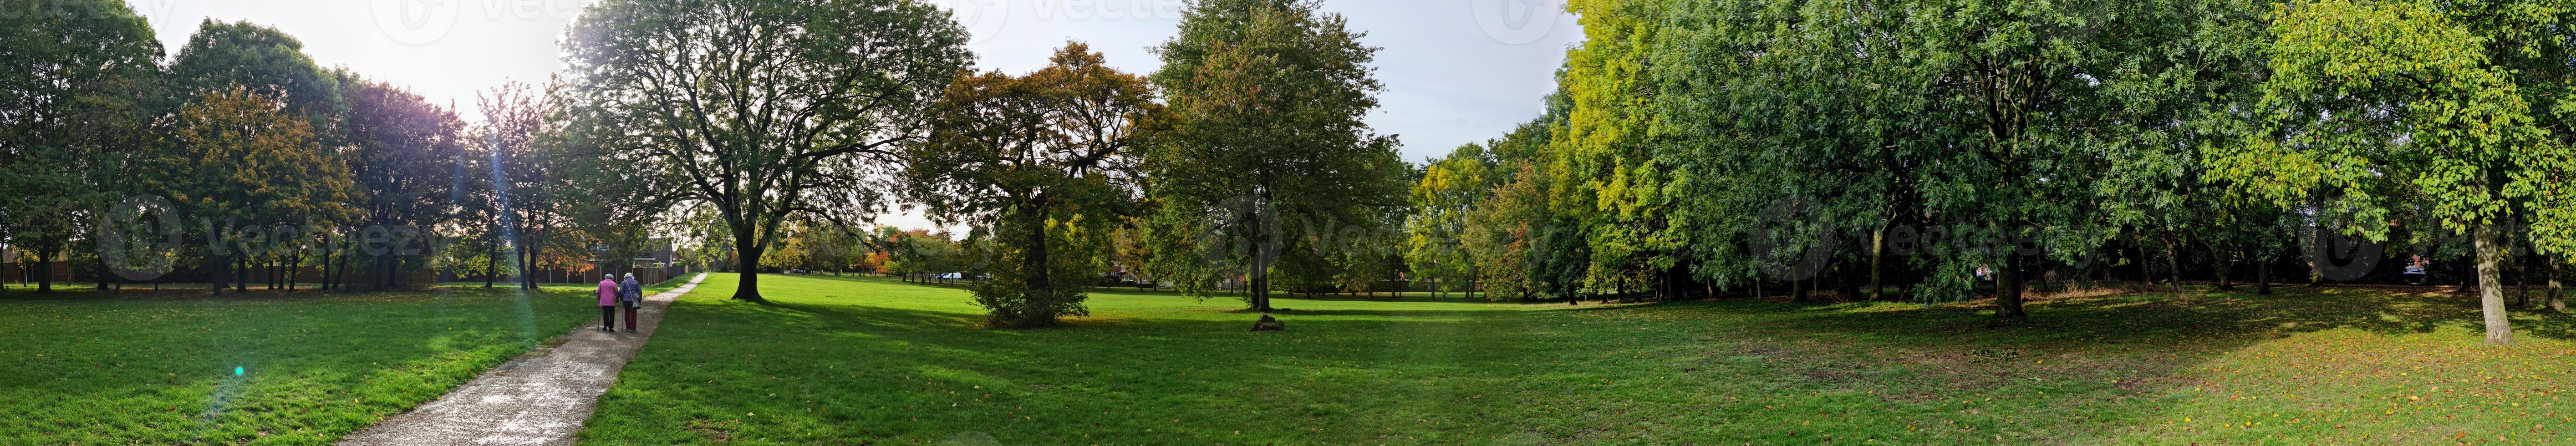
[338,274,708,446]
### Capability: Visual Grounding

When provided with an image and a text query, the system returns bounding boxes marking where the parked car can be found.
[785,269,808,274]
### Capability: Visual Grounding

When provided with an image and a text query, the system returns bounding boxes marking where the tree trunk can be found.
[1248,212,1273,313]
[2136,245,2151,291]
[1995,254,2026,320]
[1024,207,1053,311]
[2550,261,2566,312]
[97,255,112,292]
[1252,273,1271,313]
[2213,245,2234,291]
[2460,253,2476,294]
[2514,244,2531,308]
[2164,238,2184,300]
[519,231,540,290]
[1792,277,1807,303]
[208,254,225,295]
[1835,260,1861,302]
[339,244,357,292]
[320,230,334,291]
[2256,252,2272,295]
[1869,223,1888,301]
[2307,227,2326,287]
[733,230,768,303]
[33,251,53,293]
[2516,255,2532,309]
[2475,224,2513,345]
[484,234,498,289]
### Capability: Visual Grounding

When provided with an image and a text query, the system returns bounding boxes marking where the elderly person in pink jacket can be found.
[597,275,620,332]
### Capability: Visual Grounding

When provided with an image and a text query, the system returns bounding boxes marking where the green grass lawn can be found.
[582,274,2576,445]
[0,284,611,446]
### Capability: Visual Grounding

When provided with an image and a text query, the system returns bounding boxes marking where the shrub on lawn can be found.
[963,220,1103,328]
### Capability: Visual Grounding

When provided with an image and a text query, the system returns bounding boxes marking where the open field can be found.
[0,284,626,446]
[580,274,2576,445]
[8,273,2571,445]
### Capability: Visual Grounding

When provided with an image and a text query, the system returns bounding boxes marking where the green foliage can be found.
[877,228,966,280]
[167,20,343,120]
[564,0,973,302]
[2206,0,2576,343]
[961,216,1108,328]
[1554,0,1680,297]
[1404,144,1495,294]
[1462,161,1551,300]
[0,0,164,289]
[1145,0,1410,310]
[899,43,1164,327]
[158,88,357,278]
[339,76,468,288]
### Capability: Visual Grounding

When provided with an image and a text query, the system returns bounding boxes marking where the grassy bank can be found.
[0,285,605,445]
[581,274,2576,444]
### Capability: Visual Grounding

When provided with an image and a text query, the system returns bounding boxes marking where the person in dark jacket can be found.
[620,274,643,333]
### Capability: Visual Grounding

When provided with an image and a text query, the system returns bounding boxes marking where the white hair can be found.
[623,273,635,279]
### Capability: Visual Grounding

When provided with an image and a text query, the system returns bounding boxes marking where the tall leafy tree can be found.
[159,88,357,294]
[166,20,343,123]
[163,20,350,291]
[899,42,1165,327]
[1145,0,1409,312]
[1556,0,1684,300]
[339,75,468,290]
[2089,0,2276,299]
[2211,0,2576,345]
[565,0,973,302]
[1406,143,1496,297]
[1460,118,1559,301]
[0,0,164,292]
[473,81,577,290]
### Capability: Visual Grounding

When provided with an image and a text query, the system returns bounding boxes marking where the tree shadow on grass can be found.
[1456,286,2576,444]
[1211,308,1504,318]
[606,290,1553,445]
[600,279,2576,445]
[1746,286,2576,349]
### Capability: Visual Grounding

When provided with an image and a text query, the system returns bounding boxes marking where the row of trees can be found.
[46,0,2562,342]
[6,0,1416,328]
[554,0,1416,327]
[1,0,667,294]
[1396,0,2576,345]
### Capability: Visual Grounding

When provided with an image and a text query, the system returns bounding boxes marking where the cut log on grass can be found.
[1249,315,1286,332]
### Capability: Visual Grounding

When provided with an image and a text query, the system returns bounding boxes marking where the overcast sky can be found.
[127,0,1583,230]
